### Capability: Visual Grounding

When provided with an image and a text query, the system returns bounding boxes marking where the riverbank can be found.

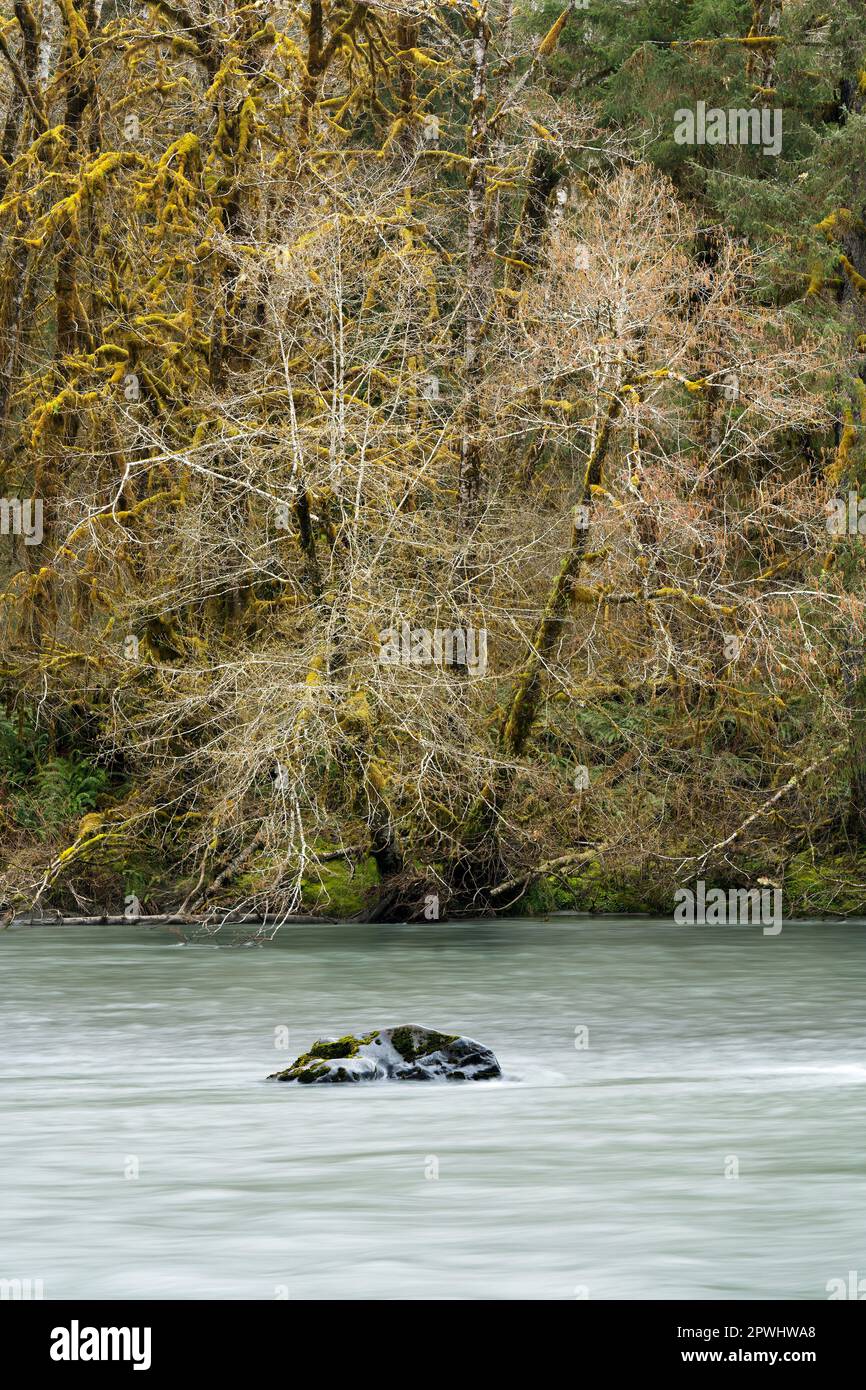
[5,804,866,924]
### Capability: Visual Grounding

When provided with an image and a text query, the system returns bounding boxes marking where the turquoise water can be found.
[0,917,864,1299]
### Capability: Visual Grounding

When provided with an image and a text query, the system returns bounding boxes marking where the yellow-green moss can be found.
[300,856,379,916]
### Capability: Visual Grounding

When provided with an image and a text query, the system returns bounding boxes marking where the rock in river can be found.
[267,1025,502,1085]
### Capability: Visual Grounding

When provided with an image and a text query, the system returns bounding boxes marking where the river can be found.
[1,917,863,1299]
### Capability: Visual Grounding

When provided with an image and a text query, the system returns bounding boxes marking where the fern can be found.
[12,756,109,831]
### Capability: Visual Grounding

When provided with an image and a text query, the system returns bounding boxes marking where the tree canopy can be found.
[1,0,865,923]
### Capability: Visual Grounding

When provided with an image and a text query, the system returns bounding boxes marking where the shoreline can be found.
[4,911,863,929]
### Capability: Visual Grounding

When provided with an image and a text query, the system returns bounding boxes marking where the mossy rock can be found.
[267,1025,502,1084]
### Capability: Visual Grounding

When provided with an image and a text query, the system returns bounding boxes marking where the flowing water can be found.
[1,917,864,1300]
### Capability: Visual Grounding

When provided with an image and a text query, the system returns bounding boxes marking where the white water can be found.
[1,918,864,1299]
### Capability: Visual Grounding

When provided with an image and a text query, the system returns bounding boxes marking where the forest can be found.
[0,0,865,924]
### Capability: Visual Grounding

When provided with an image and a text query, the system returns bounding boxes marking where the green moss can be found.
[390,1025,457,1061]
[295,1060,328,1084]
[784,851,866,916]
[300,856,380,916]
[309,1034,362,1060]
[519,860,670,915]
[516,850,866,919]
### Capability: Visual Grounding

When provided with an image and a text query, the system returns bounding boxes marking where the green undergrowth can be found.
[783,851,866,917]
[300,855,380,916]
[518,851,866,919]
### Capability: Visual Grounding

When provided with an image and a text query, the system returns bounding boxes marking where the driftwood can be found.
[487,844,607,909]
[2,911,338,929]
